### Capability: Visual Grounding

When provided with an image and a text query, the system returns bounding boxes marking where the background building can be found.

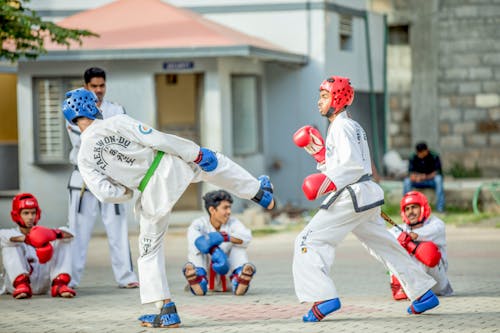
[371,0,500,176]
[8,0,498,228]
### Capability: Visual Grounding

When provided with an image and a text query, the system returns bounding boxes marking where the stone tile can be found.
[1,226,499,332]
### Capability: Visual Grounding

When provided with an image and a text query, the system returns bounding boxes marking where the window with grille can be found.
[231,75,262,156]
[33,77,81,164]
[339,14,353,51]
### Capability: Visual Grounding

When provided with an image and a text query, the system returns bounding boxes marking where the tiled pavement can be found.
[1,224,499,333]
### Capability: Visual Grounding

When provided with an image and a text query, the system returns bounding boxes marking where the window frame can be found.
[33,77,80,165]
[230,74,262,157]
[339,14,353,51]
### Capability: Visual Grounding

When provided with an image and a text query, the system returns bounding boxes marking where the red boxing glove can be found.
[36,243,54,264]
[293,125,326,164]
[397,231,411,248]
[397,232,418,254]
[26,225,62,248]
[414,241,442,267]
[302,173,337,200]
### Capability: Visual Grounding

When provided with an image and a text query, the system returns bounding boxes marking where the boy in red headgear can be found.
[0,193,76,299]
[388,191,453,300]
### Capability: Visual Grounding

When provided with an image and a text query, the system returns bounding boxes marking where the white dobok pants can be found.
[135,152,261,304]
[0,240,72,295]
[293,190,436,302]
[68,170,138,287]
[415,257,453,296]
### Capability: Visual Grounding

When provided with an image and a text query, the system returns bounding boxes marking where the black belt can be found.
[320,174,384,211]
[68,171,120,215]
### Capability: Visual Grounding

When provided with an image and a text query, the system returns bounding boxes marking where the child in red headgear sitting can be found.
[0,193,76,299]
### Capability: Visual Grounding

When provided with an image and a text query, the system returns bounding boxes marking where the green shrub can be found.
[446,162,481,178]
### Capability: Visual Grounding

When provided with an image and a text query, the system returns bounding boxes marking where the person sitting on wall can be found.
[403,142,445,212]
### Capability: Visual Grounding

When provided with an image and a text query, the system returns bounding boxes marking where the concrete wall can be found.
[373,0,500,177]
[387,45,411,154]
[437,0,500,176]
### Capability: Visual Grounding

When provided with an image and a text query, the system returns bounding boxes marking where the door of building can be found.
[155,73,203,210]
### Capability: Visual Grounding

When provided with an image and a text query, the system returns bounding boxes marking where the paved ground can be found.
[1,224,499,333]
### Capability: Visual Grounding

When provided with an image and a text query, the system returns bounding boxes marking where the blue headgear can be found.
[62,88,100,124]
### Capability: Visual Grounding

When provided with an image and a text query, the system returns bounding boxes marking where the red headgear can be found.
[319,76,355,117]
[400,191,431,226]
[11,193,41,227]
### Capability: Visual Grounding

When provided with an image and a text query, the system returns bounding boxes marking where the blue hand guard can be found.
[194,232,224,254]
[208,231,226,244]
[138,302,181,328]
[195,147,218,172]
[303,298,341,322]
[408,290,439,314]
[211,247,229,275]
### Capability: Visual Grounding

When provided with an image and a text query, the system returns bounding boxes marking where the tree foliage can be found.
[0,0,98,62]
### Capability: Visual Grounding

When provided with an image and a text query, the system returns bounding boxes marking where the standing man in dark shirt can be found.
[403,142,445,212]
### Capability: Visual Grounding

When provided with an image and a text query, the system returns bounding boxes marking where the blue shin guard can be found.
[408,290,439,314]
[138,302,181,328]
[303,298,341,322]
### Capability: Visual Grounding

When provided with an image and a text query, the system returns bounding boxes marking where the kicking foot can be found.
[252,175,276,210]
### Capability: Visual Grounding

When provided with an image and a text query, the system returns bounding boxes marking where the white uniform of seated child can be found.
[184,190,256,296]
[0,193,75,299]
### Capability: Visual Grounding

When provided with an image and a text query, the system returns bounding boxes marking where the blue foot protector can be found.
[231,263,256,295]
[183,263,208,296]
[408,290,439,314]
[139,302,181,328]
[303,298,341,322]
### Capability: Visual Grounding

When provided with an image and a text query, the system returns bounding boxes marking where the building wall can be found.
[0,73,19,190]
[373,0,500,177]
[191,2,386,207]
[437,0,500,176]
[386,45,411,153]
[6,58,265,228]
[10,0,386,221]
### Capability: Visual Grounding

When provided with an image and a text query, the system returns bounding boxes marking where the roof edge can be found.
[29,46,308,65]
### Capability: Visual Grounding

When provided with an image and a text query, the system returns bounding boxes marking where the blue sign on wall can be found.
[162,61,194,70]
